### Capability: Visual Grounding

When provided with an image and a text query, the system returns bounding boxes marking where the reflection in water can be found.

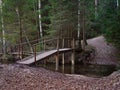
[62,65,64,73]
[71,65,75,74]
[33,63,117,78]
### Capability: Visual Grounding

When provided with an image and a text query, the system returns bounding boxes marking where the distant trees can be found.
[49,0,78,38]
[0,0,101,52]
[49,0,90,49]
[97,0,120,48]
[0,0,120,56]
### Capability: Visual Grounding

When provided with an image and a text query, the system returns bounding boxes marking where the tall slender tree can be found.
[82,0,87,50]
[38,0,43,38]
[78,0,81,39]
[117,0,119,7]
[95,0,98,20]
[78,0,82,48]
[0,0,6,57]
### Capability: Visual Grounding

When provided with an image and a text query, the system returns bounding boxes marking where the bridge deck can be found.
[17,48,72,65]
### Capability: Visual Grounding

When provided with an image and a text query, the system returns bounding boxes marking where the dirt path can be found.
[87,36,118,65]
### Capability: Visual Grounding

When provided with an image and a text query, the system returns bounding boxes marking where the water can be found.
[33,63,117,78]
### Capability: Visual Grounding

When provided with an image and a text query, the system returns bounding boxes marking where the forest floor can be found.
[0,64,120,90]
[0,36,120,90]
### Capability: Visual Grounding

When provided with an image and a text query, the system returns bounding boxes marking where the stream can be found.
[33,63,117,78]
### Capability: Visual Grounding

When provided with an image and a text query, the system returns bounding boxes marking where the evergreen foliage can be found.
[0,0,120,52]
[48,0,78,38]
[98,0,120,48]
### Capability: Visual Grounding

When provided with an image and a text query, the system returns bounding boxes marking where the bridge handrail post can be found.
[18,44,21,59]
[33,45,37,65]
[68,38,69,48]
[19,42,24,59]
[57,37,60,51]
[43,37,46,51]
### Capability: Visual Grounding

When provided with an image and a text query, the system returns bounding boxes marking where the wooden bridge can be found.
[17,48,72,65]
[14,37,78,70]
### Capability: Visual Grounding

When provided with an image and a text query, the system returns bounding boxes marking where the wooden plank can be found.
[17,48,72,65]
[17,50,57,65]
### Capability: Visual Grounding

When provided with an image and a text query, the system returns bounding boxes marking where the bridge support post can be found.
[55,38,59,71]
[44,59,47,67]
[43,37,46,51]
[62,54,65,65]
[71,38,75,65]
[71,64,75,74]
[55,54,59,71]
[71,52,75,65]
[18,44,20,59]
[62,65,65,73]
[62,38,65,65]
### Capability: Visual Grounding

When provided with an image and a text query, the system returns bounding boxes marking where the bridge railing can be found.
[7,37,77,60]
[32,37,76,66]
[32,37,74,51]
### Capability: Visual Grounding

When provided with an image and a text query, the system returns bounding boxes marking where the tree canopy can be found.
[0,0,120,54]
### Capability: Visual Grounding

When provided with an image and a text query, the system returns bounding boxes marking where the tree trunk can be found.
[16,8,23,59]
[0,0,6,57]
[23,29,33,53]
[77,0,82,49]
[38,0,43,38]
[117,0,119,7]
[82,0,87,50]
[95,0,98,20]
[78,0,80,39]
